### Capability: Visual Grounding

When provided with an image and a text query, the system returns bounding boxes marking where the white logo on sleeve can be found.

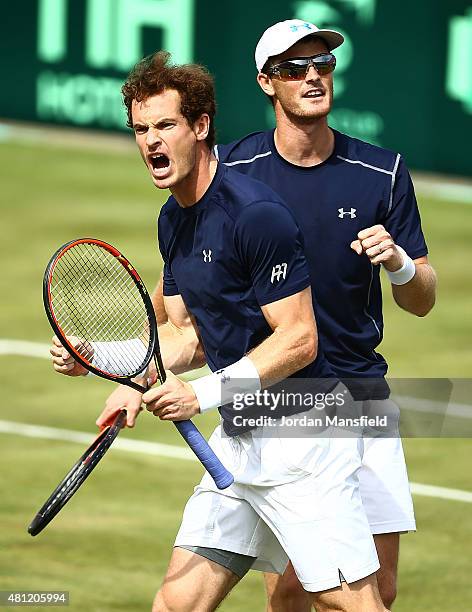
[202,249,212,262]
[338,208,357,219]
[271,263,288,283]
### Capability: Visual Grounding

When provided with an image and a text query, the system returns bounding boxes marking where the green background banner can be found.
[2,0,471,176]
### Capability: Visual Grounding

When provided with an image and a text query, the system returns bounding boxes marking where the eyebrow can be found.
[133,117,178,129]
[154,117,177,126]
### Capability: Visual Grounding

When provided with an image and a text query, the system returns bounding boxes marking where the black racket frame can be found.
[28,409,127,536]
[43,238,166,389]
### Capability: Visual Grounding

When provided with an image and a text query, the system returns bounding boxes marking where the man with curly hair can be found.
[51,51,388,612]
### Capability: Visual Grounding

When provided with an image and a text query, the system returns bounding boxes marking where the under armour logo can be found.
[338,208,357,219]
[289,22,313,32]
[216,369,230,384]
[202,249,212,262]
[271,263,287,283]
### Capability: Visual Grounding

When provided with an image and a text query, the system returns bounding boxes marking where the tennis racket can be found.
[43,238,234,490]
[28,409,127,536]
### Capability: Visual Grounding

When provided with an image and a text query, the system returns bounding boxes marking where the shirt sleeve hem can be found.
[163,286,180,297]
[256,278,311,307]
[407,248,428,260]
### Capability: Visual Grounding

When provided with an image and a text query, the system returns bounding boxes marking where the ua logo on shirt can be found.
[271,263,287,283]
[216,369,231,384]
[338,208,357,219]
[203,249,212,262]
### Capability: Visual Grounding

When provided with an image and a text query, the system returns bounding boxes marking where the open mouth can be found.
[149,153,170,172]
[303,88,325,99]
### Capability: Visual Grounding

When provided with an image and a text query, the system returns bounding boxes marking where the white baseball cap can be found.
[255,19,344,72]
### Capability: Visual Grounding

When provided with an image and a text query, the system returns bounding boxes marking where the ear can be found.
[194,114,210,142]
[257,72,275,98]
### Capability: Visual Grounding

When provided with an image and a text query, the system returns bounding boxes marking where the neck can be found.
[171,146,218,207]
[273,111,334,167]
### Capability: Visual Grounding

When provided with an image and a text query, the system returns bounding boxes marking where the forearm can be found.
[391,263,437,316]
[151,277,168,325]
[189,322,317,414]
[158,321,206,374]
[351,225,436,317]
[248,322,317,387]
[189,289,318,414]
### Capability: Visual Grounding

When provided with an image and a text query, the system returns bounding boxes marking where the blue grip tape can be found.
[174,420,234,489]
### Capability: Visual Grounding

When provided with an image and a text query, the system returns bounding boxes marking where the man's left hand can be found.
[142,371,200,420]
[351,225,403,271]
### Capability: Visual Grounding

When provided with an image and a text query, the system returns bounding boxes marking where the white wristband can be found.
[189,356,261,413]
[91,339,148,376]
[385,246,416,285]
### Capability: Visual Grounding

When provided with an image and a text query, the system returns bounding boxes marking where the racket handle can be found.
[174,420,234,490]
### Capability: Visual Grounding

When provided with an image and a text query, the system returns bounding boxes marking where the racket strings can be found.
[54,249,147,335]
[53,255,145,340]
[49,243,151,376]
[52,289,148,374]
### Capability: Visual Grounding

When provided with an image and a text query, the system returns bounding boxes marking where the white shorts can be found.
[175,416,380,593]
[359,399,416,534]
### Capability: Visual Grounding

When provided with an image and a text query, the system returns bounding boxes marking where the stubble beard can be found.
[275,81,334,126]
[167,146,199,196]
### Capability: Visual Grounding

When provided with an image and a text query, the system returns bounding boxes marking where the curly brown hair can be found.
[122,51,216,149]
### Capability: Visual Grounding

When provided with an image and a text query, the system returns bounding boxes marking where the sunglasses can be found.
[267,53,336,81]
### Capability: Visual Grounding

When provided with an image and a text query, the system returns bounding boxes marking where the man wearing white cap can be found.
[212,18,436,611]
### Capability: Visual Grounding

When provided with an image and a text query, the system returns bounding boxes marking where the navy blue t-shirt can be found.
[215,129,428,391]
[158,163,335,432]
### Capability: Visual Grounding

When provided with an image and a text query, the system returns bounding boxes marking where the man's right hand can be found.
[50,336,89,377]
[96,385,144,429]
[50,336,144,428]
